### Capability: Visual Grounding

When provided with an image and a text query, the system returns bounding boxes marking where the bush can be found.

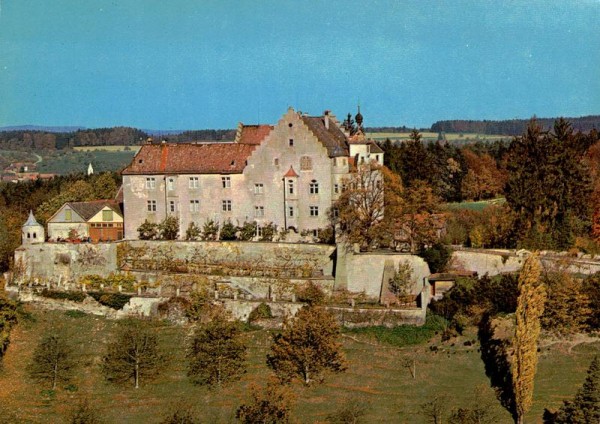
[296,281,326,305]
[40,290,86,303]
[185,222,202,241]
[248,303,273,322]
[137,219,158,240]
[219,220,237,241]
[419,243,451,273]
[202,219,219,241]
[259,222,277,242]
[158,215,179,240]
[239,221,257,241]
[88,292,132,310]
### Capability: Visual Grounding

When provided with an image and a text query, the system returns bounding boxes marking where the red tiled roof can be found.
[283,166,299,178]
[122,143,256,175]
[236,125,273,145]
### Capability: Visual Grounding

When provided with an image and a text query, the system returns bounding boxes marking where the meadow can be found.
[366,132,509,144]
[0,307,596,423]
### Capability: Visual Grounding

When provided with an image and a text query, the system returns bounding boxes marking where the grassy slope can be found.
[0,308,596,423]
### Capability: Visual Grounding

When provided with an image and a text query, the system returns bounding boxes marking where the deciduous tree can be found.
[27,327,77,390]
[541,270,591,335]
[267,306,346,385]
[102,319,165,389]
[187,310,247,387]
[511,253,546,424]
[236,379,295,424]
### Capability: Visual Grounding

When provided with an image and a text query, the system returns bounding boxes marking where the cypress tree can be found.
[553,356,600,423]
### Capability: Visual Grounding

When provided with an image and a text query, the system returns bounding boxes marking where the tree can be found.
[582,272,600,329]
[541,271,591,335]
[102,319,165,389]
[420,395,448,424]
[267,306,346,385]
[202,219,219,241]
[27,328,77,390]
[219,220,237,241]
[505,119,592,249]
[159,405,200,424]
[389,261,413,298]
[330,163,402,249]
[187,310,247,387]
[236,380,295,424]
[158,215,179,240]
[554,355,600,423]
[92,172,118,200]
[0,291,18,359]
[137,219,158,240]
[511,253,546,424]
[326,398,370,423]
[185,222,201,241]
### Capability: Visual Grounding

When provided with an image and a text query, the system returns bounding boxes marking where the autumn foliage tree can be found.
[541,270,591,336]
[511,253,546,424]
[460,148,506,201]
[236,379,295,424]
[267,306,346,385]
[330,163,402,249]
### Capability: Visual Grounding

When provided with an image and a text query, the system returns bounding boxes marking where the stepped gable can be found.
[121,143,256,175]
[67,200,122,220]
[235,124,273,145]
[301,115,349,157]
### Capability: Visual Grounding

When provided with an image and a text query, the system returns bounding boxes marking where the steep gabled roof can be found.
[121,143,256,175]
[235,124,273,145]
[301,116,349,157]
[67,200,122,221]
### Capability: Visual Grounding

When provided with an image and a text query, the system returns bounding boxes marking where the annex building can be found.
[121,107,383,240]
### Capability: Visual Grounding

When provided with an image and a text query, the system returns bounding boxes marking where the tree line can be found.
[431,115,600,136]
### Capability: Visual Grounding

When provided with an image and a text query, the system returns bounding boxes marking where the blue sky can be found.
[0,0,598,129]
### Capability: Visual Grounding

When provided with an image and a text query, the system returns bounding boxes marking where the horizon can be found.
[1,1,598,129]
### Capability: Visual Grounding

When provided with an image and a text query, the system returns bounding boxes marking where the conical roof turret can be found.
[23,210,40,227]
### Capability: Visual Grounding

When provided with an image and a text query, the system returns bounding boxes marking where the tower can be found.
[22,210,45,244]
[87,162,94,175]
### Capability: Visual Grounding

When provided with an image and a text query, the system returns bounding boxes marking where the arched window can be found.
[309,180,319,194]
[287,179,294,195]
[33,232,37,239]
[300,156,312,171]
[27,232,31,239]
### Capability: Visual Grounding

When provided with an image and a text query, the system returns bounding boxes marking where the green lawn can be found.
[0,307,595,423]
[444,198,506,212]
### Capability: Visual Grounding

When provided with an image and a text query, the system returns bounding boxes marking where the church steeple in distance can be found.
[355,104,363,131]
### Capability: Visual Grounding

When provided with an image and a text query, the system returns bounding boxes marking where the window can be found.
[102,210,113,222]
[189,200,200,212]
[287,179,294,195]
[167,178,175,190]
[145,177,156,189]
[289,139,294,146]
[65,209,72,221]
[256,226,264,237]
[169,200,176,213]
[310,206,319,217]
[374,154,379,163]
[222,176,231,188]
[255,206,264,218]
[147,200,157,212]
[254,183,264,194]
[309,180,319,194]
[288,206,294,217]
[274,158,279,166]
[222,200,232,212]
[288,123,293,128]
[312,229,319,237]
[332,207,339,218]
[188,177,199,189]
[300,156,312,170]
[33,232,37,239]
[334,184,340,194]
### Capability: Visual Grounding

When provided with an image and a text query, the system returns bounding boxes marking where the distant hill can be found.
[430,115,600,136]
[0,125,86,133]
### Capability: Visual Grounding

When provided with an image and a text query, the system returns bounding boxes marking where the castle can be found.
[121,107,383,240]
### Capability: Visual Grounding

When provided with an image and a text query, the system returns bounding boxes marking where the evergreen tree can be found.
[158,215,179,240]
[541,271,591,335]
[267,306,346,385]
[511,254,546,424]
[102,319,165,389]
[27,328,77,390]
[187,311,247,387]
[552,356,600,423]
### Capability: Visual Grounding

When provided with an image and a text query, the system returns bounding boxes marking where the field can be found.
[73,146,141,153]
[0,307,596,423]
[36,150,136,174]
[366,132,510,144]
[444,198,506,211]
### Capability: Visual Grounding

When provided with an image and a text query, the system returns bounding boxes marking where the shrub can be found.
[40,290,86,303]
[88,292,132,310]
[419,243,451,273]
[137,219,158,240]
[317,226,335,244]
[259,222,277,242]
[202,219,219,241]
[248,303,273,322]
[239,221,257,241]
[158,215,179,240]
[219,220,237,241]
[296,281,326,305]
[185,222,202,241]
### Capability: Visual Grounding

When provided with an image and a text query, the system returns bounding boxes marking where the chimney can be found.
[324,110,330,130]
